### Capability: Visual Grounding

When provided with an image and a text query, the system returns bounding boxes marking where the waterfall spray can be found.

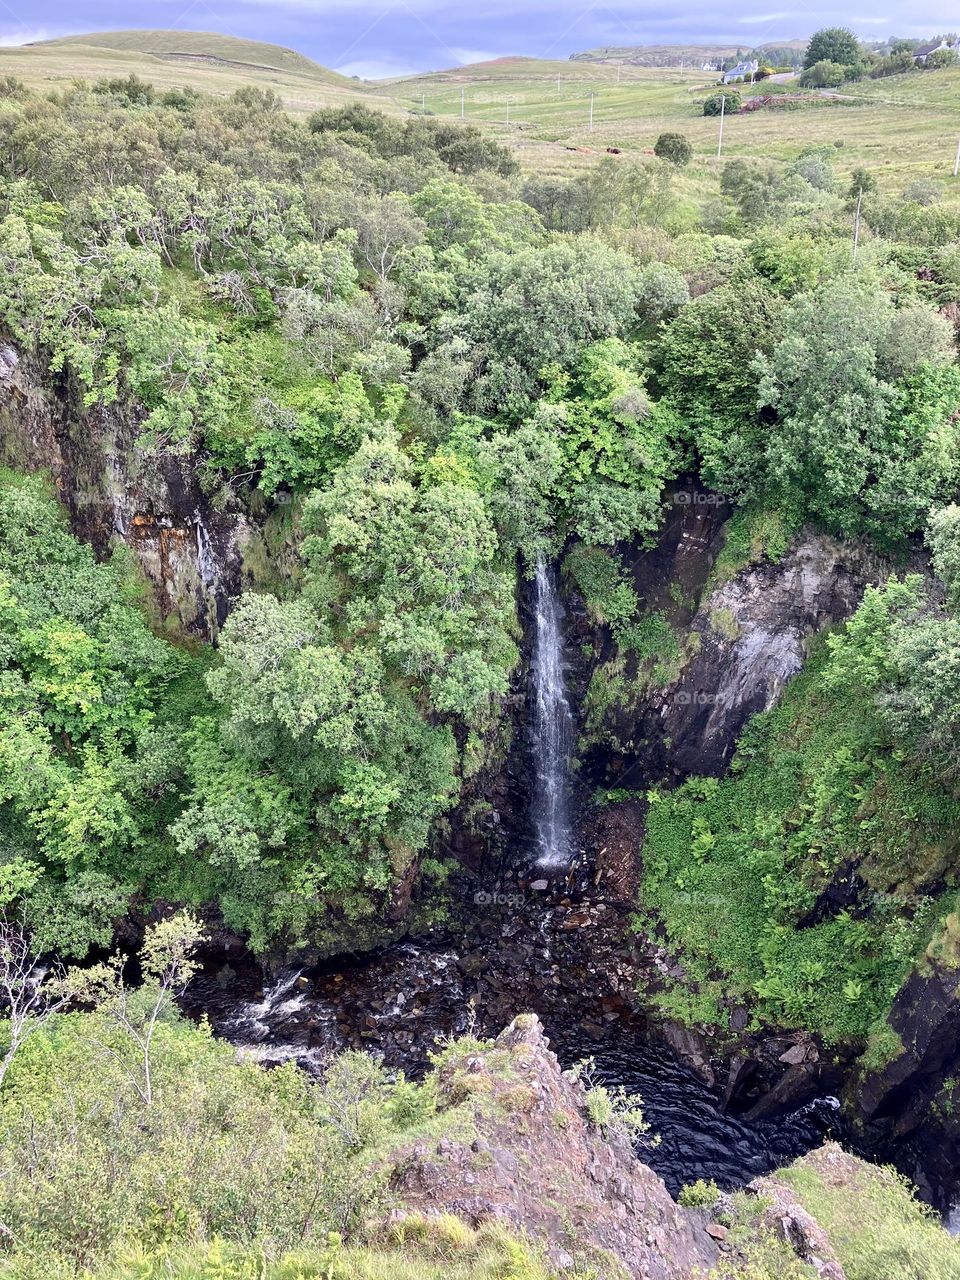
[531,556,575,867]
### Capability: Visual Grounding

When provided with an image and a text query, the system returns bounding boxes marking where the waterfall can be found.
[531,555,575,868]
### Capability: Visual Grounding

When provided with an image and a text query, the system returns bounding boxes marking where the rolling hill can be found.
[34,29,353,85]
[386,55,628,85]
[569,41,809,68]
[3,28,960,200]
[2,29,378,113]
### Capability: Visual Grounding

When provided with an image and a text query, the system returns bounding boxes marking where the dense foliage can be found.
[2,52,960,1280]
[638,519,960,1041]
[2,73,960,985]
[0,918,557,1280]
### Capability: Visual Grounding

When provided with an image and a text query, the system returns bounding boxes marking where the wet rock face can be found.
[184,870,845,1199]
[660,531,873,776]
[0,341,257,639]
[853,960,960,1208]
[390,1014,721,1279]
[590,520,884,790]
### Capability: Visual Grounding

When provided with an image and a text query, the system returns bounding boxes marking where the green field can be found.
[9,32,960,199]
[386,61,960,193]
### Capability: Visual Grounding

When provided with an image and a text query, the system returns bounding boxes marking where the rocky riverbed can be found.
[182,851,848,1198]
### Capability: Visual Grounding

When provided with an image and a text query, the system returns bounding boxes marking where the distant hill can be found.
[388,55,624,86]
[386,56,642,90]
[31,30,354,87]
[570,42,809,69]
[1,29,376,111]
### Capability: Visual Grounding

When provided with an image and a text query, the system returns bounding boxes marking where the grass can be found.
[778,1148,960,1280]
[387,61,960,194]
[0,37,376,115]
[70,1221,559,1280]
[706,503,802,591]
[37,30,352,83]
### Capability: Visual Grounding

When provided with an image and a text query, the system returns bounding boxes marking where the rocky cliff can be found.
[0,340,278,639]
[384,1015,960,1279]
[391,1014,718,1278]
[581,496,887,790]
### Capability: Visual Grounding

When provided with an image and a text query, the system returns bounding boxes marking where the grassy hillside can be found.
[383,59,960,195]
[570,40,808,66]
[3,30,377,113]
[37,29,352,84]
[389,55,632,85]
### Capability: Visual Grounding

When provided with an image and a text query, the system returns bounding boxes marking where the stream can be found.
[184,920,845,1197]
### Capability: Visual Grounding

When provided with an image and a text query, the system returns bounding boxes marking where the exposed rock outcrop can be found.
[0,341,270,638]
[851,958,960,1207]
[383,1021,950,1280]
[748,1168,846,1279]
[658,531,877,777]
[590,519,885,790]
[388,1014,721,1278]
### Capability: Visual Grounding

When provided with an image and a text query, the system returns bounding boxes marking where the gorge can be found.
[4,54,960,1276]
[175,498,958,1220]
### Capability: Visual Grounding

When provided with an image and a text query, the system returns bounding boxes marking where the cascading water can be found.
[531,555,575,867]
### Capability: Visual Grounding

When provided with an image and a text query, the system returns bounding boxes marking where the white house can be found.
[913,37,957,63]
[723,59,759,83]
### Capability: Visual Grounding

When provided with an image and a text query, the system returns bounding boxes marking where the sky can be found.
[4,0,960,79]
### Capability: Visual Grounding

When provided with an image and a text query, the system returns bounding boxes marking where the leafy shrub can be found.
[654,132,693,166]
[703,91,740,115]
[634,261,689,326]
[678,1178,720,1208]
[924,47,959,71]
[800,59,848,88]
[564,545,637,628]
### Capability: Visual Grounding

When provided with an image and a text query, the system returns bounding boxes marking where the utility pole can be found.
[852,186,863,261]
[617,60,622,83]
[421,92,425,114]
[557,73,561,93]
[717,92,725,157]
[460,86,465,119]
[954,136,960,177]
[506,96,511,125]
[589,92,594,131]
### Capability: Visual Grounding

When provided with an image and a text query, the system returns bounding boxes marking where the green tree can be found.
[655,277,784,495]
[756,277,960,538]
[803,27,862,69]
[927,504,960,608]
[543,338,682,545]
[653,132,693,166]
[449,237,644,418]
[64,911,205,1106]
[703,90,740,115]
